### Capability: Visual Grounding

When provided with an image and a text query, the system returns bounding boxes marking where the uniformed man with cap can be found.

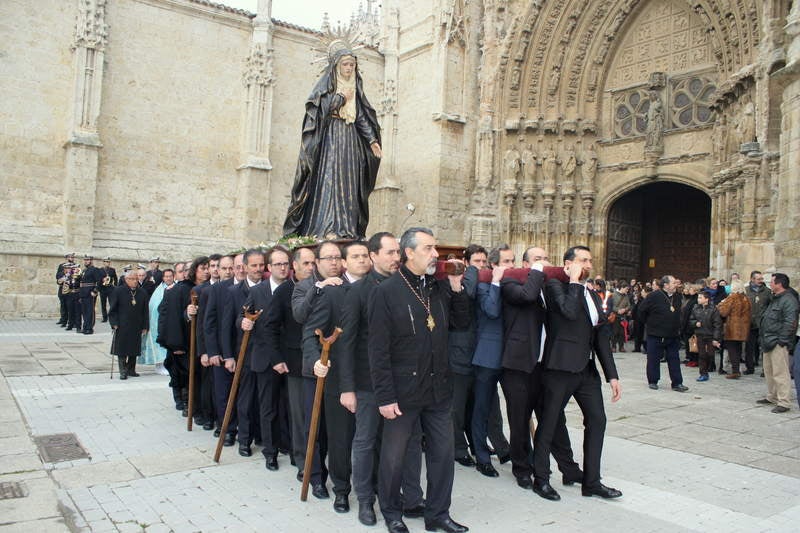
[79,255,104,334]
[64,262,82,331]
[99,257,118,323]
[148,257,163,286]
[56,252,76,326]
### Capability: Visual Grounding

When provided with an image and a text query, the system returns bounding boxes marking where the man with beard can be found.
[203,254,239,445]
[308,241,372,513]
[337,232,424,526]
[533,246,621,501]
[265,247,315,480]
[109,270,149,380]
[370,228,470,533]
[158,257,209,416]
[239,247,292,471]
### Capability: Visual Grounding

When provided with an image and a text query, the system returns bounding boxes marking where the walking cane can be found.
[214,306,262,463]
[187,291,199,431]
[110,328,118,379]
[301,327,342,502]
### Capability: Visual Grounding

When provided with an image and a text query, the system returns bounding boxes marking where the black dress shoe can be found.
[223,433,235,446]
[333,493,349,513]
[128,371,140,377]
[385,519,409,533]
[101,318,108,323]
[582,483,622,498]
[83,330,93,335]
[311,483,329,499]
[119,371,127,380]
[455,455,475,467]
[238,445,252,457]
[533,480,561,501]
[66,326,73,330]
[476,462,499,477]
[358,502,377,526]
[516,476,533,490]
[265,454,278,471]
[562,471,584,486]
[424,516,469,533]
[498,453,511,464]
[402,504,425,519]
[296,471,303,483]
[213,428,221,437]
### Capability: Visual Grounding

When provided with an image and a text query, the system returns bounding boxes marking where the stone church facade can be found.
[1,0,798,316]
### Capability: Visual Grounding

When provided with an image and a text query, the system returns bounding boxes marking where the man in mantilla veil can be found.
[283,46,382,240]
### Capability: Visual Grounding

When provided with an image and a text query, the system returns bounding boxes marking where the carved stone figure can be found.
[645,90,664,152]
[283,49,382,239]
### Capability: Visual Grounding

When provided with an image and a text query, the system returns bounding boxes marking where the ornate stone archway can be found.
[468,0,777,276]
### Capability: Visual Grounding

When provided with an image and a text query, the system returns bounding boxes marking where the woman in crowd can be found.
[716,280,752,379]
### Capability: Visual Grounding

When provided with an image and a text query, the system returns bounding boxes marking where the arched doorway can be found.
[605,182,710,283]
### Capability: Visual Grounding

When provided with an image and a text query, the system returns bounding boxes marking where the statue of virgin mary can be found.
[283,48,382,240]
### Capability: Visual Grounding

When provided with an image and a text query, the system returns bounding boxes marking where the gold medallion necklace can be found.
[662,290,675,313]
[399,270,435,331]
[129,288,137,306]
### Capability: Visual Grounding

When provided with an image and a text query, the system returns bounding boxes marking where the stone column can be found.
[236,0,275,244]
[370,4,401,234]
[772,2,800,277]
[63,0,108,252]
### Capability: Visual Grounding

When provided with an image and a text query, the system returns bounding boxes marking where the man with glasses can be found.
[308,241,372,513]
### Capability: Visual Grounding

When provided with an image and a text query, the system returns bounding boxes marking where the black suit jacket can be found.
[243,281,276,372]
[369,266,470,408]
[542,279,618,381]
[221,280,251,360]
[338,270,389,393]
[301,278,351,384]
[202,278,234,357]
[264,278,303,377]
[501,269,547,374]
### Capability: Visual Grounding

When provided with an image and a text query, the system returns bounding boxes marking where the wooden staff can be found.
[213,306,262,462]
[187,291,199,431]
[301,327,343,502]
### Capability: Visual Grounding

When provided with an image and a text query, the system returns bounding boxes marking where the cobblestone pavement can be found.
[1,319,799,532]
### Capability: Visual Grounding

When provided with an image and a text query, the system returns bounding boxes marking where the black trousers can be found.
[324,386,355,495]
[99,288,112,320]
[273,372,292,451]
[237,366,268,448]
[451,373,474,458]
[745,328,761,371]
[501,367,580,480]
[533,364,606,489]
[66,294,81,330]
[164,349,189,390]
[80,293,96,331]
[213,365,236,435]
[303,377,328,485]
[379,396,454,523]
[58,288,67,323]
[196,364,215,424]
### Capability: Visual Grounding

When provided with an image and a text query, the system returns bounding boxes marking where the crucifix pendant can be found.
[132,298,136,306]
[426,314,435,331]
[670,305,675,312]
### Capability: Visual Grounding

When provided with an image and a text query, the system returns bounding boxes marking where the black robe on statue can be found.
[109,284,149,357]
[283,49,381,240]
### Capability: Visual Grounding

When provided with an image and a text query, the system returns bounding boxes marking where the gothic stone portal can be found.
[605,182,710,283]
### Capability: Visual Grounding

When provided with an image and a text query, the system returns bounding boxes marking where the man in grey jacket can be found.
[756,273,799,413]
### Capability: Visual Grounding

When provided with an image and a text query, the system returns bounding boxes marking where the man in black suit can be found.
[369,227,470,533]
[203,253,239,445]
[148,257,164,286]
[265,247,315,480]
[308,241,372,513]
[79,255,104,334]
[224,249,265,457]
[533,246,622,501]
[338,232,424,526]
[239,247,291,471]
[500,246,582,491]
